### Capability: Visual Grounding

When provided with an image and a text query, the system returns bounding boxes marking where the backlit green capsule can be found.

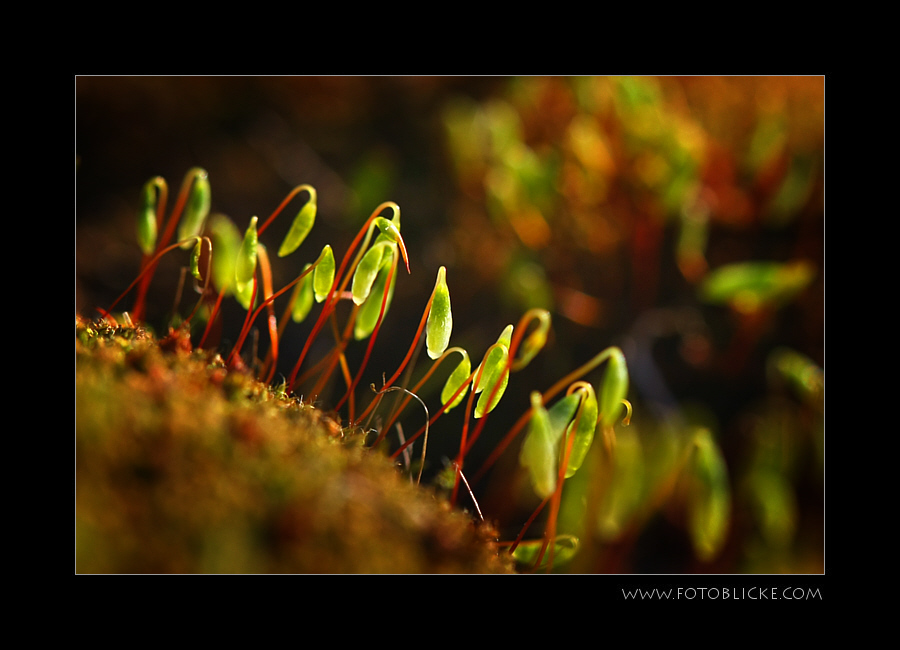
[514,309,550,370]
[474,324,513,418]
[235,279,255,310]
[374,216,401,243]
[291,264,314,323]
[599,347,629,428]
[178,169,211,247]
[313,245,335,303]
[440,350,471,412]
[278,194,317,258]
[354,251,395,340]
[426,266,452,360]
[351,242,390,306]
[136,180,158,255]
[235,216,258,285]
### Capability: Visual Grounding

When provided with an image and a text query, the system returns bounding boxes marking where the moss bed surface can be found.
[75,317,514,574]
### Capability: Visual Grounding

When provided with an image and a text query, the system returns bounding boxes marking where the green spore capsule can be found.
[178,169,211,248]
[374,216,401,243]
[291,264,314,323]
[351,242,390,306]
[354,252,395,340]
[426,266,452,360]
[514,309,551,370]
[474,324,513,419]
[440,350,471,412]
[208,214,241,297]
[278,191,317,257]
[313,245,335,303]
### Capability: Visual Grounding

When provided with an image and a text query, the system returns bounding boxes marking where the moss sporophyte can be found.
[79,168,639,573]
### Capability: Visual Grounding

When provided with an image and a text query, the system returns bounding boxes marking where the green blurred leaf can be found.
[689,429,731,562]
[699,260,815,312]
[136,180,158,255]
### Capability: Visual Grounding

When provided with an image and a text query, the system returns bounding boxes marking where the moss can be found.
[75,317,514,574]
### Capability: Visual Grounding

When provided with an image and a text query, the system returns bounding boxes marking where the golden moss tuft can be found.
[75,318,514,574]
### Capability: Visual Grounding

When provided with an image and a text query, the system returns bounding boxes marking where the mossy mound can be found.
[75,318,514,574]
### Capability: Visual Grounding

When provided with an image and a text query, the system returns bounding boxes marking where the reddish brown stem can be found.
[333,254,398,416]
[377,349,461,451]
[256,246,279,374]
[133,171,200,322]
[199,285,228,349]
[226,263,314,370]
[307,302,359,405]
[99,239,198,322]
[257,184,314,237]
[388,367,474,460]
[356,284,437,434]
[226,278,259,368]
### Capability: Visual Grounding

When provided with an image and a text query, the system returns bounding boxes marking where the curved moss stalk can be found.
[387,349,474,460]
[257,184,316,240]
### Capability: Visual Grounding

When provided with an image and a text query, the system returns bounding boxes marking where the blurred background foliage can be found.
[76,76,823,573]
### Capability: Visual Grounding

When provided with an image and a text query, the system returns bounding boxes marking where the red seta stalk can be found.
[332,254,398,419]
[133,171,201,322]
[286,202,403,394]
